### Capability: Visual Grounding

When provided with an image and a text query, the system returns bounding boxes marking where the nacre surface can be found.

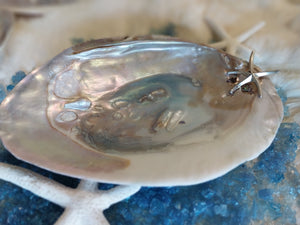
[0,37,283,186]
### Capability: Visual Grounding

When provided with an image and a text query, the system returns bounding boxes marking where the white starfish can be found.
[0,162,141,225]
[205,17,265,56]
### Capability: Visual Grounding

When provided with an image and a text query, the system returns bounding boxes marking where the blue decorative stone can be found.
[258,189,273,201]
[11,71,26,85]
[6,84,15,93]
[213,204,228,217]
[98,183,117,190]
[0,83,6,104]
[201,188,215,199]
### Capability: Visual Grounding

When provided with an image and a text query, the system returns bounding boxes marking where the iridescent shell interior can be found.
[0,37,283,186]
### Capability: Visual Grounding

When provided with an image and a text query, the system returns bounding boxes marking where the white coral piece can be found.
[0,162,141,225]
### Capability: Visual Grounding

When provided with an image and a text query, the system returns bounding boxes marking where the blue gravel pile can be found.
[1,72,300,225]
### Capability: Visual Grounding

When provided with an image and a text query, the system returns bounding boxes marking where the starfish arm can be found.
[229,75,252,95]
[255,70,279,77]
[251,75,263,98]
[0,162,74,207]
[210,40,227,49]
[205,17,230,39]
[205,16,265,57]
[236,21,265,43]
[54,207,110,225]
[249,51,255,73]
[227,42,239,55]
[227,71,244,75]
[55,183,141,225]
[227,71,250,79]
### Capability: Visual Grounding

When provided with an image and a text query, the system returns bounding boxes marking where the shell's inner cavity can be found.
[46,40,257,153]
[77,74,213,151]
[0,37,283,185]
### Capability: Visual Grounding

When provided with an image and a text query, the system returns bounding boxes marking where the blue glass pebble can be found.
[258,189,273,201]
[201,188,215,199]
[11,71,26,85]
[6,84,15,93]
[213,204,228,217]
[0,83,6,104]
[98,183,117,190]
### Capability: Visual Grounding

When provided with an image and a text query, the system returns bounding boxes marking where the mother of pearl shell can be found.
[0,37,283,186]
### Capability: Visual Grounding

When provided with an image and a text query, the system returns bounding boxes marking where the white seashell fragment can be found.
[0,36,283,186]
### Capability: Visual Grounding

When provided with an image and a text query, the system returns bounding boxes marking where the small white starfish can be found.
[205,17,265,56]
[0,162,141,225]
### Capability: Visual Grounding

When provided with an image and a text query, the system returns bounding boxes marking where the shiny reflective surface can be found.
[48,40,256,152]
[0,37,283,185]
